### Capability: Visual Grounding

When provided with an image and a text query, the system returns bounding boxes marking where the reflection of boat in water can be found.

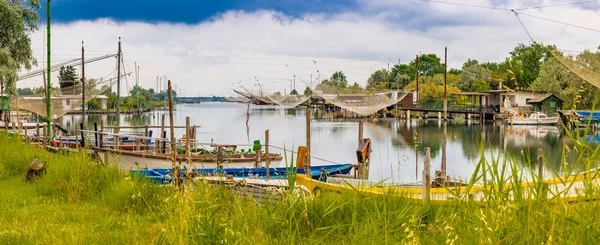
[503,125,561,148]
[506,112,559,125]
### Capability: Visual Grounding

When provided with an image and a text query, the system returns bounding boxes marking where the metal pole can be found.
[81,41,86,128]
[46,0,52,142]
[115,37,122,134]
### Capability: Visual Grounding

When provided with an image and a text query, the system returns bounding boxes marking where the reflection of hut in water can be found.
[503,126,561,148]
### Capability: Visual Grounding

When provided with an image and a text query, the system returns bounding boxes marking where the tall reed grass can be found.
[2,127,600,244]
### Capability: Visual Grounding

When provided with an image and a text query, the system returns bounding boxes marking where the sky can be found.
[18,0,600,96]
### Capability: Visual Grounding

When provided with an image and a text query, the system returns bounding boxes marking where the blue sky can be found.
[42,0,357,23]
[24,0,600,95]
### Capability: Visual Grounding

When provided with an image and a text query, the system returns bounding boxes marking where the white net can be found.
[305,78,409,116]
[242,81,310,108]
[12,76,120,119]
[548,48,600,88]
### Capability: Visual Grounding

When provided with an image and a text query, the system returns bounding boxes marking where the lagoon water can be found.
[61,102,578,183]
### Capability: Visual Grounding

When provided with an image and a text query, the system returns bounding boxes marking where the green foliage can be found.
[457,59,492,91]
[470,79,491,92]
[509,43,554,89]
[0,0,40,97]
[58,65,79,89]
[397,54,444,82]
[303,86,312,96]
[366,69,388,89]
[290,89,298,95]
[17,87,34,95]
[3,132,600,244]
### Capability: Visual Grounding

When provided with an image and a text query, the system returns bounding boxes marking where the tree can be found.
[470,79,491,92]
[57,65,79,90]
[396,54,444,82]
[17,87,34,95]
[405,79,460,103]
[367,69,388,89]
[329,71,348,88]
[303,86,312,96]
[457,59,492,91]
[349,82,362,90]
[508,43,553,89]
[290,89,298,95]
[0,0,40,98]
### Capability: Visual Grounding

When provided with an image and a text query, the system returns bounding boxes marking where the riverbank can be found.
[2,133,600,243]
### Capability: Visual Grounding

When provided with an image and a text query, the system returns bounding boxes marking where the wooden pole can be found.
[306,103,311,176]
[36,123,40,138]
[79,123,85,148]
[423,147,431,204]
[415,54,420,102]
[441,121,447,183]
[113,120,117,150]
[100,119,104,148]
[144,125,149,152]
[358,120,364,146]
[94,122,99,147]
[265,129,270,179]
[115,37,122,133]
[443,46,448,121]
[42,124,46,142]
[186,117,191,167]
[160,114,165,153]
[167,80,178,186]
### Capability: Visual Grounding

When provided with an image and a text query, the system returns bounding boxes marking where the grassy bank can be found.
[2,133,600,244]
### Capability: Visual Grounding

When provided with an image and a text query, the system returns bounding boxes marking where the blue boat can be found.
[131,163,354,183]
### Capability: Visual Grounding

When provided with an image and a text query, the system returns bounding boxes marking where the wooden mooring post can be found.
[265,129,270,179]
[144,125,149,153]
[36,123,40,138]
[100,120,104,148]
[186,117,191,168]
[423,147,431,204]
[167,80,179,186]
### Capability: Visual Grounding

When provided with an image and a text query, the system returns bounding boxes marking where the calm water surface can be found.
[61,102,581,183]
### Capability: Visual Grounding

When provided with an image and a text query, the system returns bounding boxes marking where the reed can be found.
[2,127,600,243]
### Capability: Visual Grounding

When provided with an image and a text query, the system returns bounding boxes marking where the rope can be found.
[269,145,340,164]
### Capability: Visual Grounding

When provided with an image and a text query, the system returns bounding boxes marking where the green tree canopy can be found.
[367,69,388,89]
[58,65,79,89]
[0,0,40,97]
[469,79,491,92]
[457,59,491,91]
[509,43,553,89]
[329,71,348,88]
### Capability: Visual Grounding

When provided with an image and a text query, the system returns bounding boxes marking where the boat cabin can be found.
[526,94,563,115]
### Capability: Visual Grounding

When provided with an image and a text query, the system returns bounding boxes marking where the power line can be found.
[516,11,600,33]
[512,10,536,42]
[515,0,599,11]
[417,0,511,11]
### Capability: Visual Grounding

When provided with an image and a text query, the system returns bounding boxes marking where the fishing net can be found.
[227,91,251,103]
[242,81,310,108]
[548,48,600,88]
[305,78,409,116]
[12,76,120,119]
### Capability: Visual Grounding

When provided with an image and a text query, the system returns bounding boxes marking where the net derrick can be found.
[13,75,123,120]
[305,78,409,116]
[243,83,310,108]
[226,91,252,103]
[547,48,600,88]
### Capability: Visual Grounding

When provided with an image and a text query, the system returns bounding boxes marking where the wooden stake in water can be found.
[100,120,104,148]
[167,80,178,186]
[423,147,431,204]
[305,103,311,177]
[265,129,270,179]
[186,117,191,168]
[538,148,544,180]
[144,125,149,153]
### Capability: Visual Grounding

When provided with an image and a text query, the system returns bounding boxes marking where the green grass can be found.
[2,132,600,244]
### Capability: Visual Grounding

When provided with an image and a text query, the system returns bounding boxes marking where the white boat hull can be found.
[507,118,559,125]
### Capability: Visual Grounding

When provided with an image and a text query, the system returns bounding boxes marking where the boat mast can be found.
[46,0,51,142]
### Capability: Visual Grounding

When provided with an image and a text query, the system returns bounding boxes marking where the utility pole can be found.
[81,41,85,128]
[415,55,420,102]
[116,37,122,131]
[46,0,52,142]
[444,47,447,120]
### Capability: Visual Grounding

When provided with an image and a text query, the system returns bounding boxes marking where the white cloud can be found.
[18,2,600,96]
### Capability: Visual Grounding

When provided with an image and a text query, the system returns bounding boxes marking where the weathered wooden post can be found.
[160,114,165,153]
[100,120,104,148]
[79,123,85,148]
[423,147,431,204]
[358,120,364,178]
[167,80,179,186]
[305,102,311,178]
[94,122,99,147]
[185,117,191,168]
[265,129,270,179]
[217,146,224,169]
[144,125,149,152]
[36,123,40,138]
[42,124,47,142]
[538,148,543,180]
[113,120,118,150]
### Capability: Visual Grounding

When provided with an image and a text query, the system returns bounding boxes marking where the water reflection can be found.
[59,103,589,183]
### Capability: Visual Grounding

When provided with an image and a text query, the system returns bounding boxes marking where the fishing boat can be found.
[506,112,559,125]
[94,144,283,170]
[131,163,354,183]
